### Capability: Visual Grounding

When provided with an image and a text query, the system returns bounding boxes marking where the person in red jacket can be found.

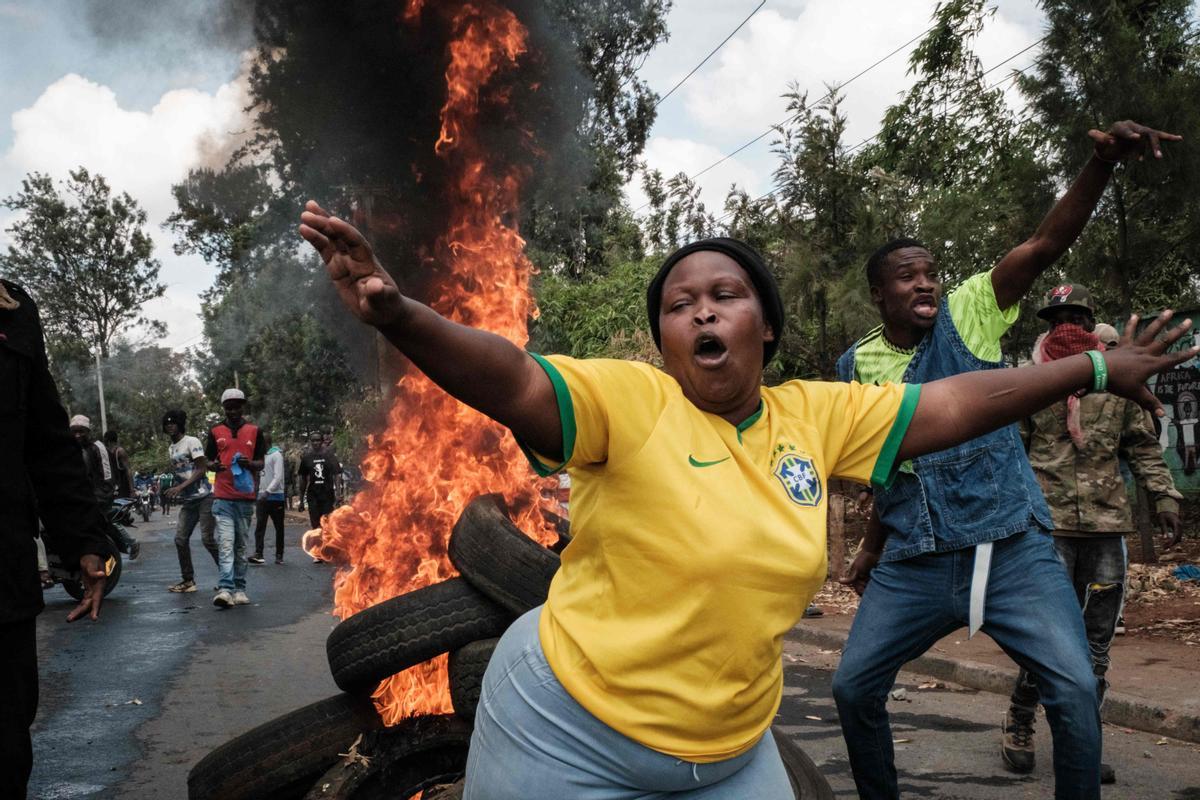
[203,389,265,609]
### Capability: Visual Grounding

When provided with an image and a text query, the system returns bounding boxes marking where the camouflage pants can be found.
[1010,534,1126,714]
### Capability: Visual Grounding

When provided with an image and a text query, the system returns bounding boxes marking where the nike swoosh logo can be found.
[688,455,731,468]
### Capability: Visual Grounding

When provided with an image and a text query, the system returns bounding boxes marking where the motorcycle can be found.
[135,485,153,522]
[42,499,134,602]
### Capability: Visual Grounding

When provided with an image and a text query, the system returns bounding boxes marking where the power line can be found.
[653,1,766,109]
[634,21,939,214]
[713,46,1042,227]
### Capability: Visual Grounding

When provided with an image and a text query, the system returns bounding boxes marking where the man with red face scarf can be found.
[1000,284,1181,784]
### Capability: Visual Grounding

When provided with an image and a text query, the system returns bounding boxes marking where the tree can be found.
[1,168,166,357]
[862,0,1056,358]
[165,164,280,292]
[57,342,207,471]
[1017,0,1200,316]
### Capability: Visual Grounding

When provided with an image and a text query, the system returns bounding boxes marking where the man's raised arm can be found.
[990,121,1182,310]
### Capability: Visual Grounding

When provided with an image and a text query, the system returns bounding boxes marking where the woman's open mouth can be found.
[693,332,729,368]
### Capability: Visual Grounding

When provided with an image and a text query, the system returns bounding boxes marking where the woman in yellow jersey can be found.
[298,202,1195,799]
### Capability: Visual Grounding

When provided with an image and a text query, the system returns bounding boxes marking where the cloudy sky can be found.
[0,0,1044,351]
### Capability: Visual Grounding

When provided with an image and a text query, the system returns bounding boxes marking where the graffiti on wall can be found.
[1144,318,1200,496]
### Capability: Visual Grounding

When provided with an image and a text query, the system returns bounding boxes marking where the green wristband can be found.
[1084,350,1108,393]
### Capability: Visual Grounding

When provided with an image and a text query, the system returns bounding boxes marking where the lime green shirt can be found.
[853,269,1019,385]
[522,355,919,761]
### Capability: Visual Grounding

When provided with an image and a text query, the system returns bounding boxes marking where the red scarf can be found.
[1037,324,1104,448]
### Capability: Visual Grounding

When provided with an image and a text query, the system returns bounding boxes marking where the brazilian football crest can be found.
[774,452,823,506]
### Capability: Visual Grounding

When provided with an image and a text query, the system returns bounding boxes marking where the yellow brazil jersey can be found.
[520,354,918,763]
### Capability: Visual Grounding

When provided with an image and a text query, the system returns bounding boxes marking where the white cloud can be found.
[635,0,1045,213]
[626,135,762,214]
[0,66,252,349]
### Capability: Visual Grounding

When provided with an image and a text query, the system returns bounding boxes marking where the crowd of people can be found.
[1,118,1193,800]
[57,392,349,603]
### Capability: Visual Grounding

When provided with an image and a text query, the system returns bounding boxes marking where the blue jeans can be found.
[211,499,253,592]
[464,608,792,800]
[832,530,1100,800]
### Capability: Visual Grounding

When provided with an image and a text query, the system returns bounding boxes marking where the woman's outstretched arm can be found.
[298,201,563,460]
[897,311,1197,462]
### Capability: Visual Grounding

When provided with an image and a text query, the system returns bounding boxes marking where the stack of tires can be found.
[187,495,833,799]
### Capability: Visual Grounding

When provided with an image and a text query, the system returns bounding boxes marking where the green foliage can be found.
[0,168,166,357]
[1017,0,1200,316]
[530,257,661,360]
[531,0,671,274]
[165,164,281,289]
[57,342,207,472]
[191,250,359,436]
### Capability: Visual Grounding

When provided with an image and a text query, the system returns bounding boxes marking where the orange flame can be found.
[307,0,555,725]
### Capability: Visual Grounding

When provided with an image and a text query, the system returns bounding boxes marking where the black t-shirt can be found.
[299,450,341,500]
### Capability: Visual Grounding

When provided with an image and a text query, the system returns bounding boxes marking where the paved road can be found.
[31,510,338,800]
[28,517,1200,798]
[776,638,1200,799]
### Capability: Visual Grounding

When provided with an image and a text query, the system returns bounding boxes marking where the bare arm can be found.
[299,202,562,458]
[168,455,208,497]
[898,312,1197,462]
[991,121,1182,309]
[839,508,886,596]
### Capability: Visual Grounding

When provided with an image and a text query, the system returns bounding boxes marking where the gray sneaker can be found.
[1001,708,1036,774]
[168,579,197,593]
[213,589,234,608]
[233,591,251,606]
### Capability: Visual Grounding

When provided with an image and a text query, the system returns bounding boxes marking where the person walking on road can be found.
[162,410,217,593]
[1000,290,1183,784]
[69,415,139,559]
[298,193,1194,800]
[299,430,340,563]
[832,120,1181,800]
[103,429,135,500]
[205,389,265,608]
[1,278,112,799]
[250,432,287,565]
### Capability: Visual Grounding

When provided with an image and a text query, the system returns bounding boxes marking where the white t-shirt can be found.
[169,435,212,500]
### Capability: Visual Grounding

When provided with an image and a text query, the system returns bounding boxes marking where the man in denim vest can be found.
[831,121,1181,800]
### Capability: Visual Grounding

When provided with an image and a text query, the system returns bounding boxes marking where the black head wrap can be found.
[161,409,187,433]
[646,237,785,366]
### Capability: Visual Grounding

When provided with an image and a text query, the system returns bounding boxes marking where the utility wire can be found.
[654,0,767,109]
[634,21,939,214]
[713,47,1041,227]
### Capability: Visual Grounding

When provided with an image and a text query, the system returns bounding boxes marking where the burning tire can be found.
[448,638,498,721]
[326,577,514,694]
[772,726,835,799]
[303,714,472,799]
[187,693,383,800]
[449,495,560,615]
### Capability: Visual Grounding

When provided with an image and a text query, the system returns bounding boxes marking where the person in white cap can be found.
[68,415,138,559]
[203,389,266,608]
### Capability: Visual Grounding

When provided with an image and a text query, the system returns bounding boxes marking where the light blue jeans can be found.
[832,529,1100,800]
[211,499,253,592]
[463,607,792,800]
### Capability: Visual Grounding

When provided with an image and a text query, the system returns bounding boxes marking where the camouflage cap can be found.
[1037,283,1094,320]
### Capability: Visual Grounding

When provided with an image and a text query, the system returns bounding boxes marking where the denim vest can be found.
[835,298,1052,562]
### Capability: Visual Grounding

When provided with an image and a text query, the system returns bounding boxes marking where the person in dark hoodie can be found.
[0,278,112,799]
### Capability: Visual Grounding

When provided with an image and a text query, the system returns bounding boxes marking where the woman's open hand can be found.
[299,200,406,328]
[1106,311,1199,415]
